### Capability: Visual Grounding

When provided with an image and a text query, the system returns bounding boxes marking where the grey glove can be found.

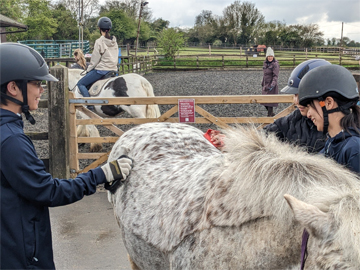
[101,155,133,182]
[268,86,273,92]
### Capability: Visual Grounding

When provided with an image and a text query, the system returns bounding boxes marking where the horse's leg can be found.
[127,254,141,270]
[77,125,89,143]
[76,124,102,152]
[86,125,102,152]
[76,110,102,152]
[122,105,147,118]
[146,104,161,118]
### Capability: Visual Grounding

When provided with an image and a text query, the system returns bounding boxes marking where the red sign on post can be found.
[178,99,195,123]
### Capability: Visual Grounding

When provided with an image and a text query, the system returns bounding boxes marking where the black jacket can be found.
[321,128,360,174]
[0,109,106,269]
[264,109,326,153]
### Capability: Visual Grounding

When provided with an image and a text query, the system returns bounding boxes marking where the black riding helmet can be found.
[299,65,359,106]
[97,17,112,30]
[280,59,331,94]
[298,64,359,134]
[0,43,58,124]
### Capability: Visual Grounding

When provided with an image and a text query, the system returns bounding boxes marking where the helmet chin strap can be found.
[318,98,330,135]
[19,81,36,125]
[319,97,355,135]
[0,81,36,125]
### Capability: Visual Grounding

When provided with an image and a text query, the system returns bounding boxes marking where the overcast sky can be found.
[134,0,360,42]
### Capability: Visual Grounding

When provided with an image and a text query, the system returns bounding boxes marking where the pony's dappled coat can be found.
[108,122,360,269]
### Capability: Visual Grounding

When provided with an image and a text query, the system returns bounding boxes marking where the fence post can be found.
[128,57,131,73]
[197,56,199,68]
[246,55,248,68]
[293,55,296,67]
[174,56,176,69]
[222,55,224,68]
[48,65,70,179]
[339,55,342,65]
[209,44,211,55]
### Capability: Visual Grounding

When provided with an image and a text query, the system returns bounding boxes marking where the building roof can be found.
[0,14,28,33]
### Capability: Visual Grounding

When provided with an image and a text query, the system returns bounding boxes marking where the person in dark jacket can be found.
[0,43,133,269]
[261,47,279,117]
[298,64,360,174]
[264,59,331,153]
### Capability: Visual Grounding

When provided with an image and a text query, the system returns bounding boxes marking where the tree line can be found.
[2,0,359,48]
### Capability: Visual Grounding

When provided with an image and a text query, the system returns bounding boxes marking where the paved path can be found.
[50,188,131,270]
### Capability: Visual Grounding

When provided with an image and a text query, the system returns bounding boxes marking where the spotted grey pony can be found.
[68,68,161,151]
[107,122,360,270]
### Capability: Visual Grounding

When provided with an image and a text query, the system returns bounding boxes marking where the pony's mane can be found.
[203,125,360,260]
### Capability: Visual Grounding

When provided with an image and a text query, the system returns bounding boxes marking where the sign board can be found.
[178,99,195,123]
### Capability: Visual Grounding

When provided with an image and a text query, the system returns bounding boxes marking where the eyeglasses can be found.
[28,81,42,88]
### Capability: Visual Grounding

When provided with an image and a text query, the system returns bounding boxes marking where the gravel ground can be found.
[24,69,293,169]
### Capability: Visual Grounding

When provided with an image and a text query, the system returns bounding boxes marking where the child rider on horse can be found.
[77,16,119,111]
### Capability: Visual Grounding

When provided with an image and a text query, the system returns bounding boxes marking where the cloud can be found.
[99,0,360,42]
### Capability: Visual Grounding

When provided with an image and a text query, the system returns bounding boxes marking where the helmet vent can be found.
[298,65,310,79]
[28,48,45,67]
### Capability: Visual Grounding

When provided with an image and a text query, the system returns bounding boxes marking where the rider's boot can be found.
[87,105,95,112]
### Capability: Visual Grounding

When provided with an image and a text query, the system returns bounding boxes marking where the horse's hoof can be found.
[90,143,102,152]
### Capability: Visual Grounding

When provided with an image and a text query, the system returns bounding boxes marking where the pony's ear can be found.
[284,194,330,239]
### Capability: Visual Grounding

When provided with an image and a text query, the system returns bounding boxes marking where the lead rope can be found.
[300,229,309,270]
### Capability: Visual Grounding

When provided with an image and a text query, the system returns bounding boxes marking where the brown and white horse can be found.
[108,122,360,270]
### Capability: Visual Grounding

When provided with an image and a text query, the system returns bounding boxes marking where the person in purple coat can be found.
[261,47,280,117]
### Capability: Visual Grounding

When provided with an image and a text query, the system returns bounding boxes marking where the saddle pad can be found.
[76,77,113,97]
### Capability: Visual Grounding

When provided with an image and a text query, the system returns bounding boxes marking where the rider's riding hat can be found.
[281,59,331,94]
[0,43,58,124]
[97,17,112,30]
[298,64,359,134]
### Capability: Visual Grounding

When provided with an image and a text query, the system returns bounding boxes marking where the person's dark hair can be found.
[308,92,360,135]
[1,81,22,106]
[100,28,112,40]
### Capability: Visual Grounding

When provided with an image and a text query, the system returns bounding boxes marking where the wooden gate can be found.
[48,65,295,178]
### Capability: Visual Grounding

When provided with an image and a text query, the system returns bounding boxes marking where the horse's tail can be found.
[140,77,161,118]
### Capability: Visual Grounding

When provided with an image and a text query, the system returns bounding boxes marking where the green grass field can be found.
[141,47,359,69]
[51,47,359,72]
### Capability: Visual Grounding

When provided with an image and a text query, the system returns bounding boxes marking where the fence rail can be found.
[153,54,359,70]
[18,40,90,58]
[45,53,358,77]
[66,87,295,176]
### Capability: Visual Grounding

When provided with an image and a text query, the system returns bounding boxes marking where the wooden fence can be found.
[45,51,359,76]
[42,65,294,178]
[45,55,156,75]
[28,61,360,179]
[154,53,359,70]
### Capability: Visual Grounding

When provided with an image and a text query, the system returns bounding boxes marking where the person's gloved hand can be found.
[101,155,133,182]
[268,86,273,92]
